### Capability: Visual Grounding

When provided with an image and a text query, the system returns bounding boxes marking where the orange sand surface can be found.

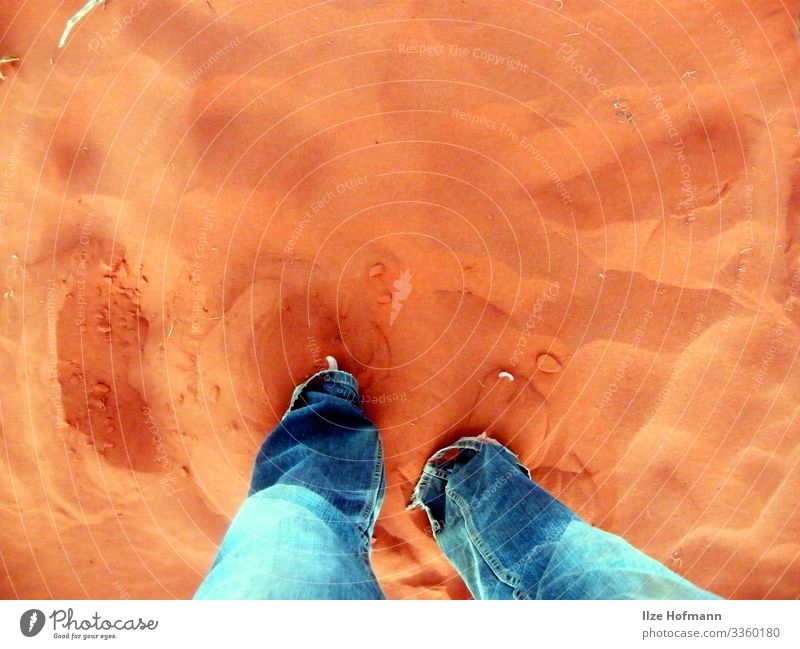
[1,1,799,599]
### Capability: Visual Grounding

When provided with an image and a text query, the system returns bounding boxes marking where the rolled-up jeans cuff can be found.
[416,434,530,481]
[283,369,361,419]
[407,435,531,531]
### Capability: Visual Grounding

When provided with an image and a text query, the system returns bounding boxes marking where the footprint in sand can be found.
[461,363,601,519]
[56,242,161,471]
[201,258,391,418]
[459,368,550,462]
[186,258,393,512]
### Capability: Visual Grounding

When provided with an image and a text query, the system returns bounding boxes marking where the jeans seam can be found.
[421,466,452,480]
[283,370,360,419]
[356,440,384,559]
[448,489,522,590]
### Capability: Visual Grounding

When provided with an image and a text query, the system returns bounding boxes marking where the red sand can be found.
[1,0,799,599]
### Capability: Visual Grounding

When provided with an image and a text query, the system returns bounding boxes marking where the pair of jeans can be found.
[194,370,719,599]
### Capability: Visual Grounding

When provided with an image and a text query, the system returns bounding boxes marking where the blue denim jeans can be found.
[195,370,718,600]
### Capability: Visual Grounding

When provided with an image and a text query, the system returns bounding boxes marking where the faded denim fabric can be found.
[196,371,718,600]
[409,436,719,600]
[195,370,385,599]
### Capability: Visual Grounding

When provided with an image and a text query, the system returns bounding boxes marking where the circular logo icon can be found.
[20,609,45,637]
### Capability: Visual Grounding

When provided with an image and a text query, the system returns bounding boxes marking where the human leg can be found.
[195,369,385,599]
[410,436,719,600]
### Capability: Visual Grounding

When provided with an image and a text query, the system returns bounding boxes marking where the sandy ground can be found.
[1,0,799,599]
